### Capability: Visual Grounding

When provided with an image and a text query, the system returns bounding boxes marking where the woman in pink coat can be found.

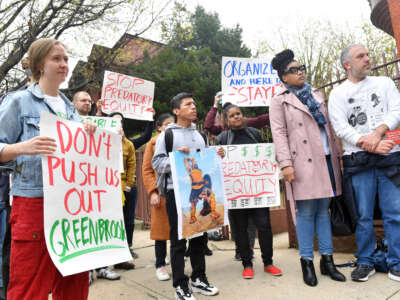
[270,49,346,287]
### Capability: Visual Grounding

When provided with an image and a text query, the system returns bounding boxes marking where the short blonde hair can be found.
[28,38,66,81]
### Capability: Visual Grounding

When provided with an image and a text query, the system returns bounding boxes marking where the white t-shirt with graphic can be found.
[44,95,67,119]
[328,76,400,155]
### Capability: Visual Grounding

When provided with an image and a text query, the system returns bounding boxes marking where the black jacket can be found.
[214,126,262,145]
[342,151,400,228]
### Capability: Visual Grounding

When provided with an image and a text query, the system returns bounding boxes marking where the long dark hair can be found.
[222,102,240,119]
[156,113,174,131]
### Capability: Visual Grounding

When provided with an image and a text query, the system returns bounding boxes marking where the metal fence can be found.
[316,48,400,96]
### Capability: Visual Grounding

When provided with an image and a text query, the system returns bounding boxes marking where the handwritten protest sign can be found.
[40,111,131,276]
[170,148,228,240]
[81,115,124,172]
[221,143,280,209]
[221,57,281,107]
[101,70,154,121]
[81,116,121,134]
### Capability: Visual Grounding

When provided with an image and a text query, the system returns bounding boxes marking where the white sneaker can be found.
[165,256,170,265]
[191,277,219,296]
[175,285,196,300]
[156,266,170,281]
[96,267,120,280]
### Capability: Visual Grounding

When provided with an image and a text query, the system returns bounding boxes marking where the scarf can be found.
[285,82,327,126]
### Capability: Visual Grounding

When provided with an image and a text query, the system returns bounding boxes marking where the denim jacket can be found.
[0,83,80,197]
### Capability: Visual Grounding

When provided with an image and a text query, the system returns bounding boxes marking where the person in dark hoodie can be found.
[204,91,269,136]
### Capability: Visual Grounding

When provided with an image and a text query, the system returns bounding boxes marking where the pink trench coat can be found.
[270,86,342,224]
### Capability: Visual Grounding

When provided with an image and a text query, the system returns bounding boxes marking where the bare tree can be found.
[0,0,173,94]
[256,20,396,91]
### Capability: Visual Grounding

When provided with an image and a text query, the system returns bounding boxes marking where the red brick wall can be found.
[388,0,400,55]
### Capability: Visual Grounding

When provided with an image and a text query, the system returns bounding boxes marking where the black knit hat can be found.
[271,49,295,81]
[108,111,125,128]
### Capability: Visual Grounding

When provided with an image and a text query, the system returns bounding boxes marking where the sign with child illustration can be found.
[101,70,155,121]
[221,57,281,107]
[221,143,280,209]
[40,112,131,276]
[170,148,228,240]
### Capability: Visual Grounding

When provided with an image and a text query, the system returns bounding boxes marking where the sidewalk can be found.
[88,229,400,300]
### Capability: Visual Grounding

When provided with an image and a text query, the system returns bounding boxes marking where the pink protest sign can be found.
[101,70,154,121]
[221,57,281,107]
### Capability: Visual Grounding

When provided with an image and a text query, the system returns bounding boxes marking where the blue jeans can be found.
[0,202,6,288]
[352,168,400,270]
[296,198,333,259]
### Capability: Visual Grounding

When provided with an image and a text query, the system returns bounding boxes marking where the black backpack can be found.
[164,127,208,153]
[161,128,208,194]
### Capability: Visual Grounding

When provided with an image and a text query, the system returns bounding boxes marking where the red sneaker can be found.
[242,267,254,279]
[264,265,282,276]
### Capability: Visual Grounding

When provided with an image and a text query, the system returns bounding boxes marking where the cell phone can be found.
[215,91,223,104]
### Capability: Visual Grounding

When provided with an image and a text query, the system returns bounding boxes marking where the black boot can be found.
[320,255,346,282]
[300,258,318,286]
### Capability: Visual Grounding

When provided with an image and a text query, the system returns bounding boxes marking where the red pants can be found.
[7,196,89,300]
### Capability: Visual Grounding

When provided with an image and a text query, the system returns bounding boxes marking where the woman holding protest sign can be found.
[0,38,96,299]
[204,91,270,136]
[270,49,346,286]
[142,113,175,281]
[215,103,282,280]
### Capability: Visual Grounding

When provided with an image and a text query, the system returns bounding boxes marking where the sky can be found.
[62,0,374,87]
[186,0,372,50]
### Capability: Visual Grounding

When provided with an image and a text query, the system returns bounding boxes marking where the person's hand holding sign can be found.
[20,136,57,155]
[217,146,225,159]
[177,146,190,155]
[96,100,104,116]
[0,135,57,163]
[82,119,97,135]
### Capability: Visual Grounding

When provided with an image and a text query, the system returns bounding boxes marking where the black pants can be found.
[229,207,273,268]
[166,190,206,288]
[123,188,137,247]
[155,240,167,268]
[229,210,256,256]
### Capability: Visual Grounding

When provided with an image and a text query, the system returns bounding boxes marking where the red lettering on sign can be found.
[57,121,72,154]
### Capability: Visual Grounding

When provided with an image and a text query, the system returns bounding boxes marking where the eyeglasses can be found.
[284,65,306,75]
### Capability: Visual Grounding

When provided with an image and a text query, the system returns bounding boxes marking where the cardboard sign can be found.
[170,148,228,240]
[221,57,281,107]
[101,70,154,121]
[221,143,280,209]
[386,129,400,145]
[40,112,131,276]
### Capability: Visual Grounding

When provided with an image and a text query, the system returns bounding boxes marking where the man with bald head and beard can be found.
[72,91,92,116]
[329,44,400,283]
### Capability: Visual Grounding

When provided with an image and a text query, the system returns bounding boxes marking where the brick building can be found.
[67,33,165,102]
[369,0,400,53]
